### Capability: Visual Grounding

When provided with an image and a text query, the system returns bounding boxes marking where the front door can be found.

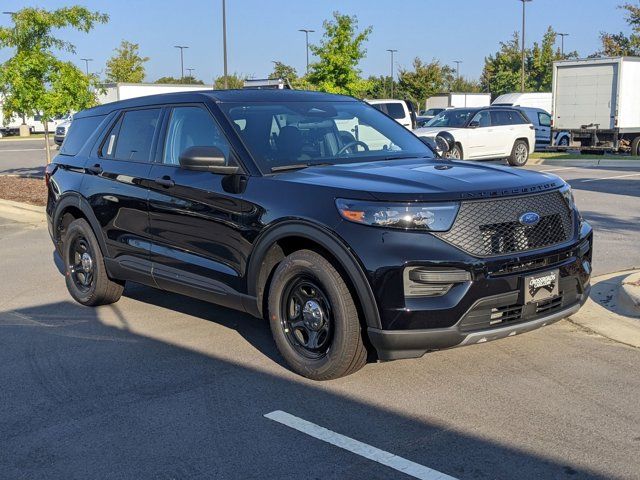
[147,104,256,308]
[466,110,493,158]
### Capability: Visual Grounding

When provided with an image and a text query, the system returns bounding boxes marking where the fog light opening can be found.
[404,267,471,298]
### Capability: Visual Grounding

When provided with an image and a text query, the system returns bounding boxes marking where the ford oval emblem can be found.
[519,212,540,226]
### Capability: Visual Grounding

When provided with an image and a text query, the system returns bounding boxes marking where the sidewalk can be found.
[0,198,45,224]
[569,270,640,348]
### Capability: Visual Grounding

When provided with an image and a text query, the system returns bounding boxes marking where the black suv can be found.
[46,90,593,380]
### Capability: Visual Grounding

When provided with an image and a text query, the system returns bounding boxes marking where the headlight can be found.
[336,198,459,231]
[560,184,575,210]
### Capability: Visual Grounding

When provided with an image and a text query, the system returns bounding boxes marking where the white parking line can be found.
[264,410,458,480]
[580,173,640,183]
[540,167,576,172]
[0,148,45,153]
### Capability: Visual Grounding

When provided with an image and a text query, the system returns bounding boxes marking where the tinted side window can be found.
[60,115,106,156]
[371,104,388,115]
[471,110,491,127]
[103,108,161,162]
[385,103,406,119]
[538,112,551,127]
[490,110,511,126]
[163,106,231,165]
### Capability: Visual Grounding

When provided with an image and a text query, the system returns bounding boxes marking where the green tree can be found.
[214,74,245,89]
[597,3,640,56]
[155,75,204,85]
[269,61,298,81]
[364,75,395,99]
[480,28,568,97]
[105,40,148,83]
[480,32,523,97]
[397,58,455,108]
[307,12,372,97]
[0,6,107,161]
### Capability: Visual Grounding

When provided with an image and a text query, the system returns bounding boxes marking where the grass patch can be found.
[531,151,640,160]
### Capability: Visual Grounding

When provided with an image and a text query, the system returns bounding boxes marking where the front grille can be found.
[436,191,573,257]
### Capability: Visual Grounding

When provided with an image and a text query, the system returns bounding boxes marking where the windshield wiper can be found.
[270,162,333,173]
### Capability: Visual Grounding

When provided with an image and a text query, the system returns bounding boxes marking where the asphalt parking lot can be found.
[0,154,639,479]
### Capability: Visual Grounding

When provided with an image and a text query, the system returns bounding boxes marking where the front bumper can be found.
[369,287,589,360]
[336,218,593,361]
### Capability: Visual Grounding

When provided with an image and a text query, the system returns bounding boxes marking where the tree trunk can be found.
[44,121,52,164]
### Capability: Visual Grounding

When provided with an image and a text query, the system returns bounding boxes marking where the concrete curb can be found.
[569,270,640,348]
[0,198,45,224]
[619,272,640,317]
[527,157,640,167]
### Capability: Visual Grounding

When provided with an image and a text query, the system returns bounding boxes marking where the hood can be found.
[274,158,564,202]
[413,126,465,138]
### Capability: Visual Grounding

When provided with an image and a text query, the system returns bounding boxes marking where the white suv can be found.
[366,99,416,129]
[414,107,536,166]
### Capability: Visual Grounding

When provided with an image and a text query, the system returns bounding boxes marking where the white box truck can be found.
[97,82,213,105]
[550,57,640,155]
[425,92,491,111]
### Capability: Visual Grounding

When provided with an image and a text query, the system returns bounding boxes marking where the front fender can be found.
[245,219,382,329]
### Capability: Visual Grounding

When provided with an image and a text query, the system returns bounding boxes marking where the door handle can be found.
[86,163,102,175]
[154,176,175,188]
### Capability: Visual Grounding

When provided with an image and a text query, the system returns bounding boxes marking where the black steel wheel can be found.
[280,276,333,359]
[268,250,367,380]
[63,218,124,306]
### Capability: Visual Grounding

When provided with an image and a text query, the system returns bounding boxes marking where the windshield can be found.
[220,101,432,172]
[425,109,476,128]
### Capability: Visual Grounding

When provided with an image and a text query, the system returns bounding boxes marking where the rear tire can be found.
[508,140,529,166]
[63,218,124,306]
[631,137,640,157]
[267,250,367,380]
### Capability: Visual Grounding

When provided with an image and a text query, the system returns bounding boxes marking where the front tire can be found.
[631,137,640,157]
[447,144,463,160]
[267,250,367,380]
[63,218,124,306]
[508,140,529,166]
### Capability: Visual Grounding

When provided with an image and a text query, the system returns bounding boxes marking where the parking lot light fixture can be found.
[387,49,398,98]
[298,29,315,75]
[80,58,93,76]
[518,0,532,92]
[454,60,462,82]
[558,32,569,57]
[174,45,189,81]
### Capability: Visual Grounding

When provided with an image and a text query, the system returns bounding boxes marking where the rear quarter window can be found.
[59,115,106,156]
[385,103,406,119]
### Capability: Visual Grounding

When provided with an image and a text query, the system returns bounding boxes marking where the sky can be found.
[1,0,634,83]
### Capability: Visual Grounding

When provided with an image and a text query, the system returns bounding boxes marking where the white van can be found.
[365,99,416,129]
[492,92,553,114]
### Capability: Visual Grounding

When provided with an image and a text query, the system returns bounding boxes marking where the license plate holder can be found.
[523,269,559,304]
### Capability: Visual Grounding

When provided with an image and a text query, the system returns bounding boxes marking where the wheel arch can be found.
[52,193,108,257]
[246,220,382,330]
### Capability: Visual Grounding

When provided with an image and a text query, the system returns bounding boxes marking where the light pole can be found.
[453,60,462,86]
[519,0,532,93]
[558,32,569,57]
[387,49,398,98]
[222,0,228,88]
[80,58,93,76]
[298,29,315,75]
[186,68,194,82]
[174,45,189,81]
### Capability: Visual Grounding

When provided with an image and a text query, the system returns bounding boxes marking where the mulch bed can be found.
[0,176,47,206]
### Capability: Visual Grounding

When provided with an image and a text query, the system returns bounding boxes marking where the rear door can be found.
[554,62,617,129]
[147,104,255,307]
[81,107,160,282]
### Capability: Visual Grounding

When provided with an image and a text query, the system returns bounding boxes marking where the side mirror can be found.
[179,146,239,174]
[468,121,480,129]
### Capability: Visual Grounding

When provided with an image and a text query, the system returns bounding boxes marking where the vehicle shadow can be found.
[0,165,45,178]
[122,281,287,368]
[570,176,640,198]
[0,299,612,480]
